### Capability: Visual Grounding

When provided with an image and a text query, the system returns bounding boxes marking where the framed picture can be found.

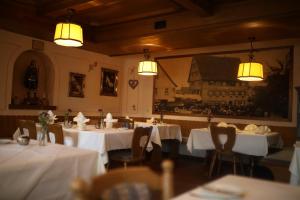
[153,46,293,121]
[68,72,85,98]
[100,68,118,96]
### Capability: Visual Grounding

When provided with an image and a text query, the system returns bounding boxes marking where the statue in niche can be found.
[23,60,41,105]
[24,60,38,90]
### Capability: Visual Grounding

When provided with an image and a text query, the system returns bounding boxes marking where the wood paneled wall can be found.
[132,117,297,147]
[0,115,296,146]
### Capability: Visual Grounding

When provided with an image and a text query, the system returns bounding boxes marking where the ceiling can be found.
[1,0,300,56]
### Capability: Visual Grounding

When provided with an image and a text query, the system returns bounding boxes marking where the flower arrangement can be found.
[38,111,50,146]
[38,111,50,128]
[98,109,103,118]
[96,109,104,129]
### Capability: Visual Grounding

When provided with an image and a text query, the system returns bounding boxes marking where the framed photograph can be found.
[100,68,118,96]
[153,46,293,121]
[68,72,85,98]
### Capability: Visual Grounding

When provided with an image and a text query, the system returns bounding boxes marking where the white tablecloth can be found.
[63,125,161,164]
[187,128,283,156]
[173,175,300,200]
[135,122,182,142]
[0,140,102,200]
[289,142,300,185]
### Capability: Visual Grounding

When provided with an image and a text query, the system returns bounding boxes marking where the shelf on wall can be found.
[9,104,57,110]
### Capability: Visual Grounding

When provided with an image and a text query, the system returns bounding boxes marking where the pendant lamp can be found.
[237,37,263,81]
[138,49,157,76]
[54,9,83,47]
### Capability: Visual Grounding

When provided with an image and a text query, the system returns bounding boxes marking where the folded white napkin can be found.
[244,124,258,132]
[146,117,155,124]
[13,128,29,140]
[73,112,90,124]
[217,122,228,127]
[256,125,271,134]
[47,110,57,124]
[227,124,240,131]
[73,112,90,130]
[190,184,244,199]
[103,113,118,123]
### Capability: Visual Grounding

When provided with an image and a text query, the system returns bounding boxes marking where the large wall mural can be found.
[153,47,293,121]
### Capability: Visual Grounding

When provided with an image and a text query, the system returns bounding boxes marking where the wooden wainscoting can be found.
[0,115,39,138]
[0,115,296,146]
[131,117,297,147]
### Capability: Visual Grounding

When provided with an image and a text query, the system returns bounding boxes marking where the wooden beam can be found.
[172,0,213,16]
[38,0,103,17]
[93,0,300,42]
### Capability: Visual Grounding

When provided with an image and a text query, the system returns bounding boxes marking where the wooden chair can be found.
[17,120,37,139]
[71,160,174,200]
[47,124,64,144]
[208,126,243,178]
[110,126,152,168]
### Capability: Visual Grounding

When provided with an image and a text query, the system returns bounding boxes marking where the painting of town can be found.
[153,47,293,120]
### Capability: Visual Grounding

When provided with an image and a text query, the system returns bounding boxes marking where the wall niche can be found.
[9,50,56,110]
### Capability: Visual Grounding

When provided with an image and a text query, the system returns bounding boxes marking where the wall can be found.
[0,29,124,117]
[120,39,300,144]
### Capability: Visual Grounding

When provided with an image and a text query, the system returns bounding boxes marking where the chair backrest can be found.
[48,124,64,144]
[131,126,152,159]
[71,160,174,200]
[18,120,37,139]
[210,126,236,152]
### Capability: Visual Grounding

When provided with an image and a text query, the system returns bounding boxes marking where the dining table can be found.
[187,128,283,157]
[0,139,102,200]
[62,125,162,165]
[172,175,300,200]
[134,121,182,142]
[15,124,162,165]
[289,141,300,185]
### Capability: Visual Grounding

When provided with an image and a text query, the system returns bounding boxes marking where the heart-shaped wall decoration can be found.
[128,79,139,89]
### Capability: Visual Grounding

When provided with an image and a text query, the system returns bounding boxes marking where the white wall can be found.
[1,28,300,128]
[121,39,300,128]
[0,29,124,116]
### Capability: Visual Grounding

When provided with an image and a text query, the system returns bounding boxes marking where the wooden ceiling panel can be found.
[75,0,181,26]
[0,0,300,56]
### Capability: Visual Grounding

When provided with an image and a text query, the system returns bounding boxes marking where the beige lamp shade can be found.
[138,60,158,76]
[237,62,263,81]
[54,23,83,47]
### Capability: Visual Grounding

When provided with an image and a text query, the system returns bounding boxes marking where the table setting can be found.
[135,118,182,142]
[0,138,103,200]
[13,110,58,145]
[187,122,283,157]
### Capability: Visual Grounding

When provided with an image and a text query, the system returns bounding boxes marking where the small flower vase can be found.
[160,111,164,124]
[38,126,48,146]
[100,119,104,129]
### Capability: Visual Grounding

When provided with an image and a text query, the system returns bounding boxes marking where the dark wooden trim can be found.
[155,45,294,60]
[1,115,296,146]
[9,104,57,110]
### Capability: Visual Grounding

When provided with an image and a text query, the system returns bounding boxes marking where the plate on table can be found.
[118,127,128,130]
[0,139,13,144]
